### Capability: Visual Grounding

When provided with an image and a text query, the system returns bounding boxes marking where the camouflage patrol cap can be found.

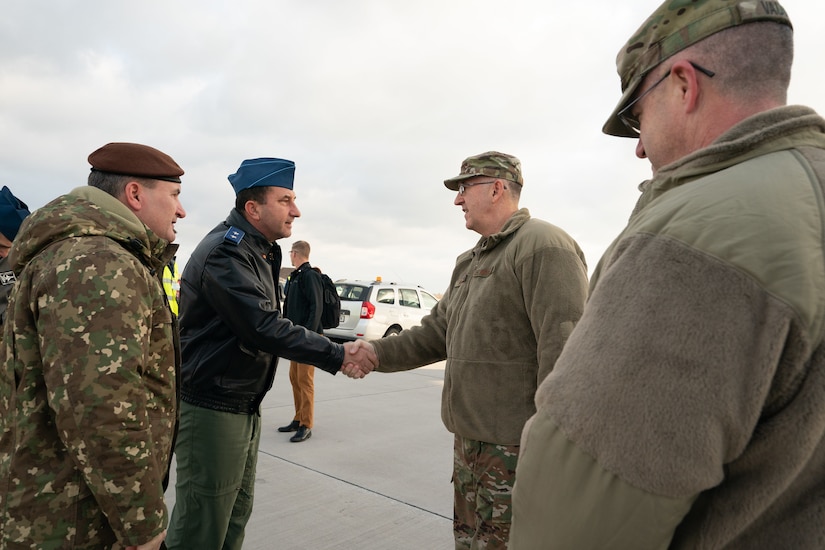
[443,151,523,191]
[603,0,792,138]
[88,142,184,182]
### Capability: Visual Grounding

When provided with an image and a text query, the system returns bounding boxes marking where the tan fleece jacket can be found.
[372,209,588,445]
[511,106,825,549]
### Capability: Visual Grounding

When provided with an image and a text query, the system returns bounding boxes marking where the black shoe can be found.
[290,426,312,442]
[278,420,300,433]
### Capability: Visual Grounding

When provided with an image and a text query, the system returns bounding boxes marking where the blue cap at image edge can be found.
[0,186,31,241]
[228,158,295,195]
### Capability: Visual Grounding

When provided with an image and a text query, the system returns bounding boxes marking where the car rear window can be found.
[337,284,369,301]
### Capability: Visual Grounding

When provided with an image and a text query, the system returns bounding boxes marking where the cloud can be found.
[1,0,822,294]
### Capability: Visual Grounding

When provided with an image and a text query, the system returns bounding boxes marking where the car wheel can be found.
[384,327,401,337]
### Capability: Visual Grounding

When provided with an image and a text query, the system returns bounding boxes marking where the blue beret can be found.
[228,158,295,195]
[0,186,31,241]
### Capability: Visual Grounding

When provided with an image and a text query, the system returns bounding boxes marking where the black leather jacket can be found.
[178,209,343,414]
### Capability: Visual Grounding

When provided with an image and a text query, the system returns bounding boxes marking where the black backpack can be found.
[313,268,341,329]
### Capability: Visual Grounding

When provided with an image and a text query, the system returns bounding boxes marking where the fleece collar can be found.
[633,106,825,217]
[475,208,531,253]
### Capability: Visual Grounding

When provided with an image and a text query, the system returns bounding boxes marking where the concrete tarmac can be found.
[165,358,454,549]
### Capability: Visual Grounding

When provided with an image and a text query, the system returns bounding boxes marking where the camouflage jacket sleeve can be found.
[36,240,174,545]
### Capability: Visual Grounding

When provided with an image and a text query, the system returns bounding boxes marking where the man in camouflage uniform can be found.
[0,142,186,549]
[344,152,589,549]
[0,186,30,341]
[511,1,825,548]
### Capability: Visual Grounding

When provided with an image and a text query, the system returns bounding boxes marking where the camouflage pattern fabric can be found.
[443,151,524,190]
[0,255,14,344]
[453,435,519,550]
[0,186,177,548]
[603,0,791,137]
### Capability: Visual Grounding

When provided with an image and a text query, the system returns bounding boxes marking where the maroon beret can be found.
[88,142,184,183]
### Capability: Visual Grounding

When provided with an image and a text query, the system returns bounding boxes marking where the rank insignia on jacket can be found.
[0,270,15,286]
[224,226,245,245]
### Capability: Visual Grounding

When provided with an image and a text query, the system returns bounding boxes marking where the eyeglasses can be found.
[457,180,496,196]
[617,61,715,136]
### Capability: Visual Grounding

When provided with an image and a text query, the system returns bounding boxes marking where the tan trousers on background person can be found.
[289,361,315,428]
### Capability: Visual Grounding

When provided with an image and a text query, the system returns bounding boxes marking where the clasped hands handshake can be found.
[341,340,378,379]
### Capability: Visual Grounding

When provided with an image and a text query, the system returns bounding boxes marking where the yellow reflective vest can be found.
[162,261,180,316]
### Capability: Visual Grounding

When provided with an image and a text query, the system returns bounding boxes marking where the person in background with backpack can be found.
[278,240,322,442]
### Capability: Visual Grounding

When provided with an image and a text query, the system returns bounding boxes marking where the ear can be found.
[671,60,702,115]
[243,199,261,221]
[491,179,506,202]
[122,181,143,211]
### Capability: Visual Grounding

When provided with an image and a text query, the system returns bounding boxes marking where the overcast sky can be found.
[3,1,823,294]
